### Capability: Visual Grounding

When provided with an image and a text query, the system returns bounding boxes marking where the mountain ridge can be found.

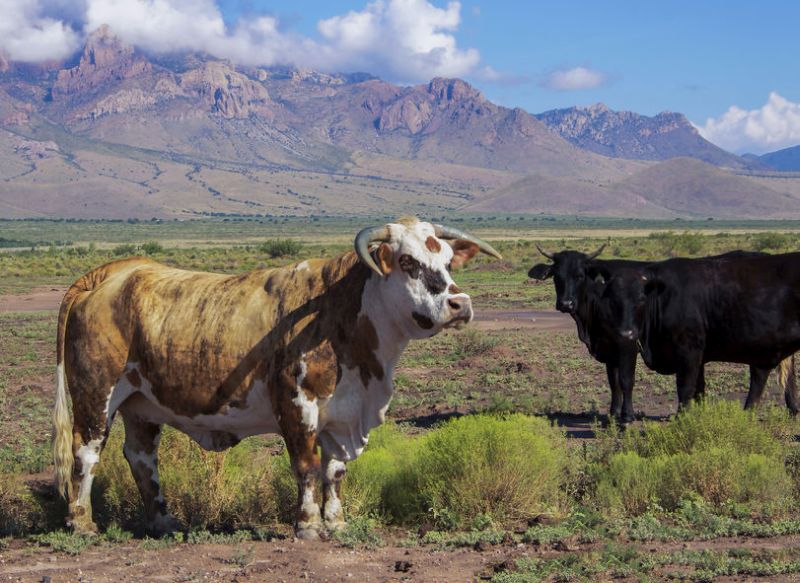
[0,26,798,219]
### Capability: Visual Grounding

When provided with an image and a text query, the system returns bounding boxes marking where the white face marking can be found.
[376,221,472,339]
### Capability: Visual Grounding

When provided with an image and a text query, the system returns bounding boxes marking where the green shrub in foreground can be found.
[592,401,793,516]
[408,414,568,527]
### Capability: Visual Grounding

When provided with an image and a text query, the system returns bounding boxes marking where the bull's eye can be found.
[399,254,421,279]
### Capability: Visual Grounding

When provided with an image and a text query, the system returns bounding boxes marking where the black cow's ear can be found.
[528,263,553,280]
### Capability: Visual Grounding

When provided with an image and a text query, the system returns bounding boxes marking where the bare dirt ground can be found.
[2,530,800,582]
[0,286,65,313]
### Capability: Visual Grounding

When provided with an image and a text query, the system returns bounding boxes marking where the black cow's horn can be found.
[433,225,502,259]
[535,244,555,260]
[354,225,392,276]
[586,244,606,260]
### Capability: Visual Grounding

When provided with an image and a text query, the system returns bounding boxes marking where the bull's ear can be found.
[377,243,393,275]
[528,263,553,280]
[450,240,480,269]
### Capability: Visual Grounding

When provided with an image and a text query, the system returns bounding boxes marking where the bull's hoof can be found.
[295,526,323,541]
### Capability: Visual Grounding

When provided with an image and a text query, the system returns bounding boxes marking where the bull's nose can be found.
[448,295,473,321]
[620,329,637,341]
[557,300,574,313]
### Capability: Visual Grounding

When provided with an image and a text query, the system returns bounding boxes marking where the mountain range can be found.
[0,26,798,219]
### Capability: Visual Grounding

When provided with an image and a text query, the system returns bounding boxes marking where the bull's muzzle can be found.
[445,294,473,329]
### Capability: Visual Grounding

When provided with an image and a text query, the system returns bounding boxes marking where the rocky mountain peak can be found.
[426,77,483,103]
[52,25,151,99]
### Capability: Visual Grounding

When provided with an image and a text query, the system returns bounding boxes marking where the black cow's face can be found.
[528,251,593,314]
[589,265,650,341]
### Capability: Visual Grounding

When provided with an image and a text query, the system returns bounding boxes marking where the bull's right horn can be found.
[535,244,555,260]
[354,225,392,276]
[586,244,606,260]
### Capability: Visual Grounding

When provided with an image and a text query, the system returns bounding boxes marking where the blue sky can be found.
[3,0,799,153]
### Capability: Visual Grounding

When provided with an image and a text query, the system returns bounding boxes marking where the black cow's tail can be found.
[779,354,798,415]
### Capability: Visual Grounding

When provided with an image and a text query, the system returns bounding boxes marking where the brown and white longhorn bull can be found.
[52,218,500,539]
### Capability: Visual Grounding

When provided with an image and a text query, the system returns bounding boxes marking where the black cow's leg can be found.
[606,362,623,423]
[120,409,179,537]
[619,347,637,424]
[694,365,706,402]
[744,366,771,410]
[675,358,702,410]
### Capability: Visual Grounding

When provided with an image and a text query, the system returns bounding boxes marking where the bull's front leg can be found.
[276,372,324,540]
[321,450,347,531]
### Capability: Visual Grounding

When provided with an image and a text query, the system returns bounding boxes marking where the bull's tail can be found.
[53,266,115,499]
[779,354,798,416]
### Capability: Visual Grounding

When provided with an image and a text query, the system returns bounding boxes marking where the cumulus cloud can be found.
[0,0,82,62]
[695,92,800,154]
[0,0,485,83]
[542,66,608,91]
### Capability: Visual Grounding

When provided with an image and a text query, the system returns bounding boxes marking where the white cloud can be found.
[0,0,485,83]
[695,92,800,154]
[0,0,81,62]
[542,66,608,91]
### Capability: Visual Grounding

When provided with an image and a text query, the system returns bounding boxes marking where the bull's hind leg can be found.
[67,423,109,534]
[119,409,180,536]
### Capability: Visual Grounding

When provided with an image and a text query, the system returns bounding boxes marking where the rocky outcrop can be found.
[52,25,151,99]
[179,61,271,119]
[536,103,749,168]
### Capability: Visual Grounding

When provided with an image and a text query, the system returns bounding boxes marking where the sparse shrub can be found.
[112,244,137,257]
[95,427,289,531]
[331,515,384,549]
[406,414,568,528]
[0,477,49,536]
[592,401,793,516]
[139,241,163,255]
[751,232,791,252]
[453,328,500,357]
[258,238,302,258]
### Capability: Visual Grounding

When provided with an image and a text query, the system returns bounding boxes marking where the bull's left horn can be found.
[433,225,502,259]
[354,225,391,276]
[586,244,606,260]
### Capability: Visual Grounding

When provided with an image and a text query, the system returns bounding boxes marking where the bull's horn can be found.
[433,225,502,259]
[354,225,392,276]
[586,244,606,260]
[535,243,555,260]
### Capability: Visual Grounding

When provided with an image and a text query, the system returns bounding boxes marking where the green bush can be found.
[592,401,793,515]
[112,243,138,256]
[751,232,792,252]
[258,238,302,258]
[406,414,568,528]
[139,241,164,255]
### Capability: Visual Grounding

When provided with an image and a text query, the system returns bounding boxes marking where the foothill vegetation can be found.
[1,217,800,580]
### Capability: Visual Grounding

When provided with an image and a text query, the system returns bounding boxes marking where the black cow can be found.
[529,246,647,424]
[594,251,800,412]
[529,248,798,421]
